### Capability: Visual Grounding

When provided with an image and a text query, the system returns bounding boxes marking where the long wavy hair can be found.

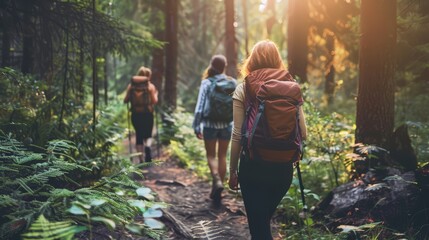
[240,40,285,77]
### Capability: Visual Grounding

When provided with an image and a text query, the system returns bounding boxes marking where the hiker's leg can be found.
[142,112,154,162]
[204,139,218,176]
[132,112,144,163]
[239,159,294,239]
[239,162,272,239]
[217,126,232,182]
[217,139,229,182]
[203,128,224,200]
[143,138,152,162]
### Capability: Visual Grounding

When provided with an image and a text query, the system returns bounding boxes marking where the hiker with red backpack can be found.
[228,40,307,240]
[193,55,237,203]
[124,66,158,164]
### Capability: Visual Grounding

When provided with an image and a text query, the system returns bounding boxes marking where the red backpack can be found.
[241,68,303,163]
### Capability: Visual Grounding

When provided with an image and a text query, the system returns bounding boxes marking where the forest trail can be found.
[139,150,286,240]
[123,131,285,239]
[140,154,251,239]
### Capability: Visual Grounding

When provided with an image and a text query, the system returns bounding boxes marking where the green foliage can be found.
[301,93,355,194]
[21,215,86,240]
[164,107,210,178]
[278,178,320,227]
[0,133,162,239]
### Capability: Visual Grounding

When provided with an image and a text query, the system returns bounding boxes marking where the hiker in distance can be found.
[124,66,158,164]
[228,40,307,240]
[193,54,237,203]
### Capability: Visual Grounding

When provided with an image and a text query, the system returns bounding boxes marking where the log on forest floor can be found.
[314,166,429,237]
[162,209,196,239]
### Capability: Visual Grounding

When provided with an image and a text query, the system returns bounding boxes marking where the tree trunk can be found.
[1,16,11,67]
[152,30,165,106]
[92,0,98,133]
[241,0,249,57]
[324,32,336,105]
[287,0,309,83]
[265,0,276,37]
[164,0,179,109]
[59,28,69,130]
[224,0,238,78]
[21,4,34,74]
[355,0,396,149]
[104,53,108,106]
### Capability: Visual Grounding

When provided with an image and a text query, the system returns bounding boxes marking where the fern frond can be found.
[12,169,64,193]
[46,140,77,154]
[50,160,91,172]
[191,220,224,240]
[50,189,75,198]
[26,168,64,183]
[0,195,18,207]
[16,178,34,194]
[21,215,86,240]
[0,165,19,172]
[15,153,44,164]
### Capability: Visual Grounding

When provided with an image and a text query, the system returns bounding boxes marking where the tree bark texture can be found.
[265,0,276,37]
[224,0,238,79]
[1,16,10,67]
[21,4,34,74]
[164,0,179,109]
[92,0,98,132]
[324,32,336,105]
[151,30,165,106]
[287,0,309,83]
[356,0,396,149]
[241,0,249,57]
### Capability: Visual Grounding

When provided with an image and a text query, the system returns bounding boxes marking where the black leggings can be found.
[131,111,154,144]
[239,155,294,240]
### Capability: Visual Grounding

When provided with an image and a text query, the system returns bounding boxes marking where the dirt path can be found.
[141,154,251,240]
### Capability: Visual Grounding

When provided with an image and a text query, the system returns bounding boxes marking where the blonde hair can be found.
[240,40,285,77]
[137,66,152,78]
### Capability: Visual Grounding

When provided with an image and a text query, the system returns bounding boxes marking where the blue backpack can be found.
[203,77,236,122]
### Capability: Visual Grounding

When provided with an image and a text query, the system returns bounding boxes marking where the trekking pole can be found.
[154,105,161,159]
[296,144,307,213]
[127,103,132,155]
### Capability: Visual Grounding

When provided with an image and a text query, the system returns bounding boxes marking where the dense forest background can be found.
[0,0,428,239]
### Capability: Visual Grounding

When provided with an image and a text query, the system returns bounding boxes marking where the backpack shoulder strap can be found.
[248,101,265,148]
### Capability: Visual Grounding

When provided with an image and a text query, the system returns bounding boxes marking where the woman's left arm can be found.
[299,106,307,140]
[150,83,158,105]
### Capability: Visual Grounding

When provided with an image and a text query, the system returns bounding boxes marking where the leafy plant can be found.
[0,132,162,239]
[165,107,210,177]
[21,215,86,240]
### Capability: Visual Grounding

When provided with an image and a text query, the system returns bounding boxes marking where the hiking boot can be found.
[145,147,152,162]
[135,145,144,164]
[210,174,224,202]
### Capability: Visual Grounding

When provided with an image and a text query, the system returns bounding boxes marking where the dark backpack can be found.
[242,70,303,163]
[203,77,236,122]
[130,77,152,113]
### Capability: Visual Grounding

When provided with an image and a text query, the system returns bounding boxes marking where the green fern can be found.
[21,215,86,240]
[0,195,18,207]
[0,124,161,239]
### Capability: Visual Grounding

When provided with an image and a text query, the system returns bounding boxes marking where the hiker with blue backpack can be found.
[124,66,158,164]
[228,40,307,240]
[193,55,237,203]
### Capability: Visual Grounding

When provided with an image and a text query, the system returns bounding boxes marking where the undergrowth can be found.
[0,132,166,239]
